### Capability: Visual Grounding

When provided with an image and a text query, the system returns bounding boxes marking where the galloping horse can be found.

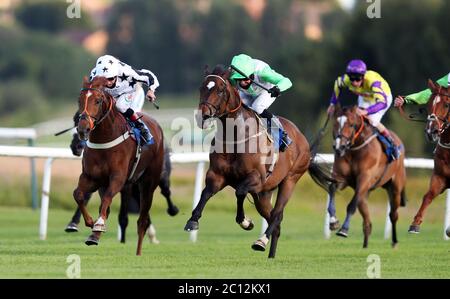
[408,80,450,233]
[184,65,332,258]
[67,130,178,244]
[326,105,406,248]
[75,76,165,255]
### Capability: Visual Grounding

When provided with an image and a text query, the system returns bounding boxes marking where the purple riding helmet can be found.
[346,59,367,75]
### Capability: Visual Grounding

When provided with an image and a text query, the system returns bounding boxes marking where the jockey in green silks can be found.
[395,73,450,106]
[229,53,293,152]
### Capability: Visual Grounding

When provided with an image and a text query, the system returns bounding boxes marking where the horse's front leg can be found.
[235,175,261,231]
[409,173,446,233]
[85,176,125,246]
[73,173,98,229]
[184,170,226,231]
[337,178,370,238]
[65,192,93,233]
[95,175,127,232]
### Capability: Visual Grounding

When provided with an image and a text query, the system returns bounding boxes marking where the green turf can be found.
[0,183,448,278]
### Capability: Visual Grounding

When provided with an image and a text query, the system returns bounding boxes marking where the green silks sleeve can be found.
[405,74,449,105]
[258,66,292,92]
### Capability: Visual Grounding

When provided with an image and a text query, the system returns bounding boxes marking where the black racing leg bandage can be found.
[122,108,135,119]
[259,109,273,119]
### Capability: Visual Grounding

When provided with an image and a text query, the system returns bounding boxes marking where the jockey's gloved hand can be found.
[268,86,281,98]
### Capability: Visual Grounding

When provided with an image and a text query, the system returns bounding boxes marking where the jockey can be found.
[327,59,400,160]
[229,53,293,152]
[89,54,159,145]
[394,72,450,106]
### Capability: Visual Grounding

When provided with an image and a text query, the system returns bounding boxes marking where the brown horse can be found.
[66,125,178,244]
[326,105,406,248]
[408,80,450,233]
[74,76,164,255]
[184,65,332,258]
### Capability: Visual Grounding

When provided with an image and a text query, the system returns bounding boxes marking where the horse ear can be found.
[427,79,438,91]
[82,76,90,87]
[223,67,231,80]
[203,65,210,76]
[333,103,342,117]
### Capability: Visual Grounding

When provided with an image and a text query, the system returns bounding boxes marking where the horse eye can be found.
[96,99,102,105]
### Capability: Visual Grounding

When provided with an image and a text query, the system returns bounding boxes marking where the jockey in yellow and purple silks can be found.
[327,59,400,160]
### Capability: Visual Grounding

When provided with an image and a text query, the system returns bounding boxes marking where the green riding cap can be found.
[230,54,255,80]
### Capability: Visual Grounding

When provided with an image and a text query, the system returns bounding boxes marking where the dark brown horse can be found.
[67,127,178,244]
[74,76,164,255]
[326,105,406,248]
[184,65,332,258]
[408,80,450,233]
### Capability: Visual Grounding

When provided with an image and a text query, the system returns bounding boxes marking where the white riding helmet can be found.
[94,55,120,78]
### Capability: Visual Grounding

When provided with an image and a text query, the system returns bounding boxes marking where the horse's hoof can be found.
[85,235,99,246]
[251,240,266,252]
[65,222,79,233]
[408,225,420,234]
[336,228,348,238]
[446,226,450,238]
[329,220,340,231]
[392,242,398,249]
[184,220,199,232]
[167,206,179,217]
[239,218,254,231]
[244,221,254,231]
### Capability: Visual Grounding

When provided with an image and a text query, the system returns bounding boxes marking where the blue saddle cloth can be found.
[376,133,402,162]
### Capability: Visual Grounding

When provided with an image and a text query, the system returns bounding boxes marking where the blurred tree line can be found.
[0,0,448,156]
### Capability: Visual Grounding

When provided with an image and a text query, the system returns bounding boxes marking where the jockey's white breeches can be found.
[115,84,145,113]
[239,91,276,115]
[358,94,393,127]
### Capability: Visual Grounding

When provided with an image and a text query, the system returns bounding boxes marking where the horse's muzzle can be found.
[77,127,90,142]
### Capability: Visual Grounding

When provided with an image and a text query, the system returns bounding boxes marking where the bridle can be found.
[428,88,450,135]
[199,75,242,119]
[79,87,114,130]
[333,114,366,153]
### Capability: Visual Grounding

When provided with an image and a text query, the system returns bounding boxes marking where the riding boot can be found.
[270,116,292,152]
[259,109,292,152]
[383,132,400,160]
[129,113,153,146]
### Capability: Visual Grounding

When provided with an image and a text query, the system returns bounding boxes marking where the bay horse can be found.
[184,65,333,258]
[408,80,450,233]
[75,76,165,255]
[67,128,179,244]
[326,105,407,248]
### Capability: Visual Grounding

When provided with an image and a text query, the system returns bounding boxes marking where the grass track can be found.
[0,199,448,278]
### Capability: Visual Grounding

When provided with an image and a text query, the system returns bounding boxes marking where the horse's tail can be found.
[400,188,407,207]
[307,126,337,192]
[308,159,336,192]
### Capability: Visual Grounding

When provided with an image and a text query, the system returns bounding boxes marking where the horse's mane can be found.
[84,76,108,89]
[211,64,229,76]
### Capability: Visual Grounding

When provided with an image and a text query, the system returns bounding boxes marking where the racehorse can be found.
[408,80,450,233]
[184,65,333,258]
[66,131,178,243]
[326,105,407,248]
[75,76,165,255]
